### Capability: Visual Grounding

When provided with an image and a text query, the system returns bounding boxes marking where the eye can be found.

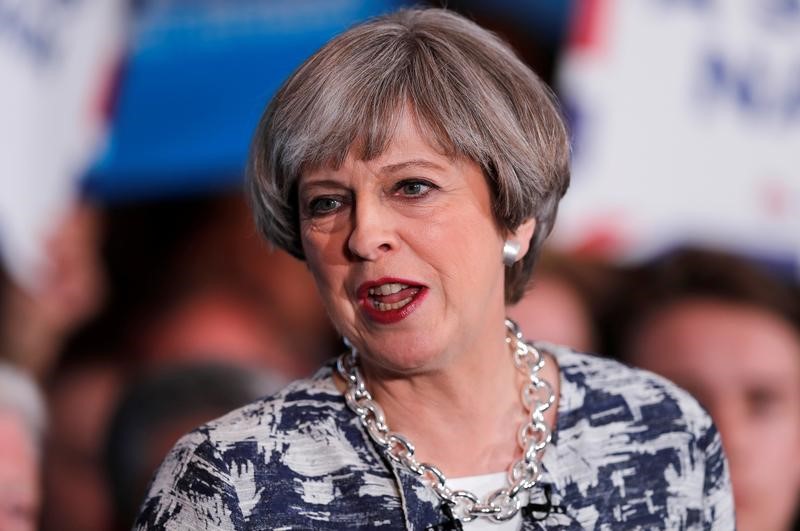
[395,179,435,197]
[746,387,781,417]
[308,196,342,216]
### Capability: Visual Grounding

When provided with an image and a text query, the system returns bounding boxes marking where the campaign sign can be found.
[0,0,124,289]
[555,0,800,272]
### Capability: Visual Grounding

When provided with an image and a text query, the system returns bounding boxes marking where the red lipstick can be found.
[356,277,428,324]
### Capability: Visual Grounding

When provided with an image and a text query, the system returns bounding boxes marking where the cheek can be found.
[302,260,357,335]
[413,225,500,293]
[749,410,800,476]
[415,209,503,262]
[304,257,341,305]
[301,224,346,271]
[301,238,345,306]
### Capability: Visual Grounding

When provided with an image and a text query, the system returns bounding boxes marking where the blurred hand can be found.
[1,202,106,376]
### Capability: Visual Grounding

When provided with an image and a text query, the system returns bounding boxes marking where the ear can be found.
[508,218,537,258]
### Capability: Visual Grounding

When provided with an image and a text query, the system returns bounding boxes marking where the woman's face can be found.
[0,412,39,531]
[629,298,800,531]
[298,113,528,374]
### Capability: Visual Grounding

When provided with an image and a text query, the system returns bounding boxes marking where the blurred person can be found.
[0,202,106,378]
[620,248,800,531]
[509,274,594,352]
[134,278,315,378]
[42,355,123,531]
[0,363,47,531]
[136,9,732,529]
[104,362,284,530]
[508,252,620,353]
[170,192,339,364]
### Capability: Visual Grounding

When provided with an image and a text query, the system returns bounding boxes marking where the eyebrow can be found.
[381,159,447,173]
[299,159,447,194]
[299,179,344,193]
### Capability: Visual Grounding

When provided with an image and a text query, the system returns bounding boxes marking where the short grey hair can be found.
[248,8,570,303]
[0,363,47,452]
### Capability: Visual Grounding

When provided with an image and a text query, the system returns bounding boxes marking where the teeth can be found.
[368,282,407,296]
[372,296,413,311]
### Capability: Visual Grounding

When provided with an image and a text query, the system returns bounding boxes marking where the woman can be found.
[618,248,800,531]
[136,9,734,530]
[0,363,46,531]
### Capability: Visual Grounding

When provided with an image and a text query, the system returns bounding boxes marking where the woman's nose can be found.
[346,198,396,261]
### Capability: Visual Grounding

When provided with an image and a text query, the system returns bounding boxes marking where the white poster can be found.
[0,0,125,289]
[554,0,800,267]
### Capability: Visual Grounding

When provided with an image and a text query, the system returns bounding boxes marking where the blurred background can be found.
[1,0,798,530]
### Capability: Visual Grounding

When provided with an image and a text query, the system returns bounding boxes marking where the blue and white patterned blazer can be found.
[135,347,735,530]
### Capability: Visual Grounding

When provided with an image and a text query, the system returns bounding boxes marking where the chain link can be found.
[336,319,554,523]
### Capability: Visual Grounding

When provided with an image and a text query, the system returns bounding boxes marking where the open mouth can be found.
[367,282,422,311]
[357,278,427,323]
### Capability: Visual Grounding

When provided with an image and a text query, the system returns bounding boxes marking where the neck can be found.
[355,321,530,477]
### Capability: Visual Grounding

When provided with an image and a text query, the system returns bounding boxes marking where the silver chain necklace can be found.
[336,319,555,522]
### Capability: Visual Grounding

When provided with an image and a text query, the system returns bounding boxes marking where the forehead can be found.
[300,110,464,182]
[636,298,800,385]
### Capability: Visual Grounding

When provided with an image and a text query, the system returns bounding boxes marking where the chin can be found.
[358,334,448,376]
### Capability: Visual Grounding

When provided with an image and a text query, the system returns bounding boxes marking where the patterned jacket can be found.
[135,347,735,530]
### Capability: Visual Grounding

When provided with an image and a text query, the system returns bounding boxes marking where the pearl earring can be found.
[502,240,521,266]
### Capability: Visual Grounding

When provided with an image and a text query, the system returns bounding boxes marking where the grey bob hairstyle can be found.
[248,8,570,304]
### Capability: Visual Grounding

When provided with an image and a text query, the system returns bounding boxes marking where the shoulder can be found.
[155,364,346,460]
[540,345,734,529]
[157,362,346,464]
[544,344,714,439]
[200,363,347,440]
[135,365,362,529]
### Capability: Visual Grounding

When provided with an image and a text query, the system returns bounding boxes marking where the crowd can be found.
[0,190,797,530]
[1,2,798,529]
